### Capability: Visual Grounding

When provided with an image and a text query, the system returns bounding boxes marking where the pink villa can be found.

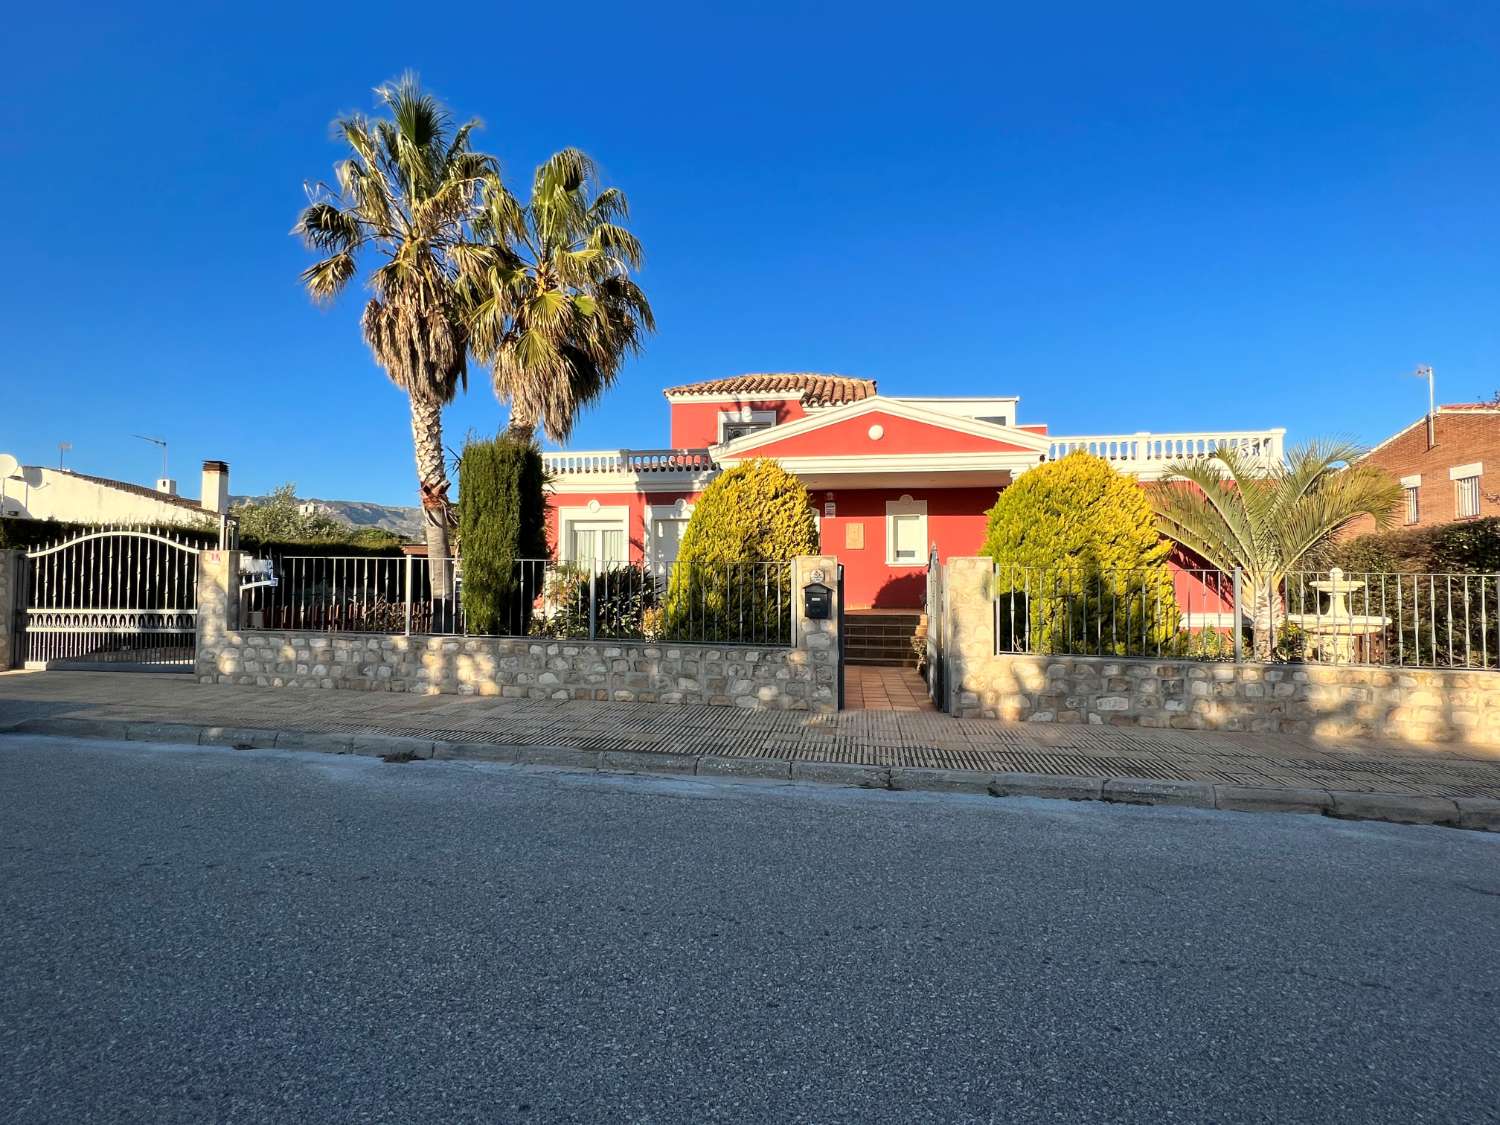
[543,372,1284,626]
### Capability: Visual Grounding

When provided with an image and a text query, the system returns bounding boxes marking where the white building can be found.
[0,457,232,530]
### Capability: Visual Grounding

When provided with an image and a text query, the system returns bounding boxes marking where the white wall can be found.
[0,465,212,529]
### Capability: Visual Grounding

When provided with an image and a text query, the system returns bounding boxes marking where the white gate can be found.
[21,528,200,671]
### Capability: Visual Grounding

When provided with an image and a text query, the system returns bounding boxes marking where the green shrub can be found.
[531,563,656,639]
[664,459,817,642]
[983,452,1178,655]
[458,434,548,635]
[1331,516,1500,575]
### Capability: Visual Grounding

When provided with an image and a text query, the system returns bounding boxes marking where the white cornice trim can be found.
[711,396,1053,457]
[547,472,716,495]
[663,390,808,405]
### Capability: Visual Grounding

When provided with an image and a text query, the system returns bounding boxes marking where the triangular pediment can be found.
[713,396,1050,460]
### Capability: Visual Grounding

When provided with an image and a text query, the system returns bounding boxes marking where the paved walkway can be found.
[843,665,935,711]
[3,670,1500,801]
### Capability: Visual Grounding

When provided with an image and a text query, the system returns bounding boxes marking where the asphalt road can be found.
[2,737,1498,1125]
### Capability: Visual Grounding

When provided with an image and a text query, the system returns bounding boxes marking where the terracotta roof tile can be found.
[664,373,877,407]
[1439,403,1500,412]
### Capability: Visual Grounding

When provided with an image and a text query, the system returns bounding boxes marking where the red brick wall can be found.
[1347,410,1500,535]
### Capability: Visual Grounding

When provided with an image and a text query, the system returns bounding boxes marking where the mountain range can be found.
[231,495,423,539]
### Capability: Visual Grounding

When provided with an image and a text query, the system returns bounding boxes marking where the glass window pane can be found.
[603,529,625,563]
[891,513,922,560]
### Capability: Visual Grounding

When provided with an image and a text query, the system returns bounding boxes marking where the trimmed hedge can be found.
[983,452,1179,654]
[458,434,548,636]
[1331,517,1500,574]
[663,459,816,641]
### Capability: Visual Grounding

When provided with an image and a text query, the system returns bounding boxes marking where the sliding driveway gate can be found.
[20,528,200,671]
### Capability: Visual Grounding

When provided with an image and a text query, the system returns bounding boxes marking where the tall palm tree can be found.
[1151,441,1403,658]
[294,74,497,601]
[461,149,655,441]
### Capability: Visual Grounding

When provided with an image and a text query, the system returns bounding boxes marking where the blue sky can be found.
[3,1,1497,504]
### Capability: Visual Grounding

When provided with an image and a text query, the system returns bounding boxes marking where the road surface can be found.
[2,735,1497,1123]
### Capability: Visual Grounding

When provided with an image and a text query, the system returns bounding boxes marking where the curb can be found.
[2,716,1496,834]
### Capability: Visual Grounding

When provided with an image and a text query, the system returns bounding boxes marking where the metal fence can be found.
[993,564,1500,670]
[238,555,794,646]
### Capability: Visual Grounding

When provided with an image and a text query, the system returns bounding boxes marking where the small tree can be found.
[1151,440,1403,659]
[664,459,817,641]
[232,484,348,542]
[982,452,1178,655]
[458,434,547,635]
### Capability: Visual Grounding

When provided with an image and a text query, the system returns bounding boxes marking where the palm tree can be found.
[1151,441,1403,659]
[461,149,655,441]
[293,74,497,602]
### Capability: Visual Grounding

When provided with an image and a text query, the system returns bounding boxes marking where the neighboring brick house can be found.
[1348,404,1500,534]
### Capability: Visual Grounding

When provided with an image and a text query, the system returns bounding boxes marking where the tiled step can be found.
[844,611,926,667]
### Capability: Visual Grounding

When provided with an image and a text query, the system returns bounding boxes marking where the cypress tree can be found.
[459,434,548,635]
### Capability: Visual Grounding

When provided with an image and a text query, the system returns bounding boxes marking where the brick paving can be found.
[4,670,1500,801]
[843,665,936,711]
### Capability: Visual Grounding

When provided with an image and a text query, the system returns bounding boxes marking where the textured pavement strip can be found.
[3,671,1500,801]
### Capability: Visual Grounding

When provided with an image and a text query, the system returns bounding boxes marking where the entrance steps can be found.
[844,610,926,667]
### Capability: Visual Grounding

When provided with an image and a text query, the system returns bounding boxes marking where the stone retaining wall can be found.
[943,556,1500,747]
[194,551,841,713]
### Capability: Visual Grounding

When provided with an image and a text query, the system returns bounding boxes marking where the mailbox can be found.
[803,581,832,620]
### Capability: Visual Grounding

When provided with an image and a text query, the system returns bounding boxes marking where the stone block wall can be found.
[0,549,20,670]
[195,552,842,713]
[943,556,1500,747]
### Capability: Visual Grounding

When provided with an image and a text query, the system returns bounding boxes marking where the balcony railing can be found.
[542,449,716,477]
[1045,429,1286,479]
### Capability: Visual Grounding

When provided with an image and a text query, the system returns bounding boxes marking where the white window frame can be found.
[885,495,928,567]
[556,504,631,569]
[1455,476,1481,519]
[1450,463,1483,519]
[1403,486,1420,525]
[717,408,778,443]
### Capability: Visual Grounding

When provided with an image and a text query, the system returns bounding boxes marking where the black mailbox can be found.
[803,582,832,620]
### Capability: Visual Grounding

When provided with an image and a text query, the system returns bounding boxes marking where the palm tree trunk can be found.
[409,396,453,603]
[1248,578,1283,661]
[506,403,537,440]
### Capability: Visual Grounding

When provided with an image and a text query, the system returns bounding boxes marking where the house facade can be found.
[1347,404,1500,533]
[0,458,232,530]
[543,373,1286,611]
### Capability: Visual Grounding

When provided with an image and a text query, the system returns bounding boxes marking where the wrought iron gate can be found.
[21,528,200,671]
[925,545,946,710]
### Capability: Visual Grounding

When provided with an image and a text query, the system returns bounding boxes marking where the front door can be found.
[649,516,688,578]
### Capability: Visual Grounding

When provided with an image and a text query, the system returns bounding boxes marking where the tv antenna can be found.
[1411,366,1435,448]
[58,441,72,470]
[133,434,168,479]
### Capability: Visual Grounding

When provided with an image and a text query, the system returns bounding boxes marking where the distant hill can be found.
[231,494,423,539]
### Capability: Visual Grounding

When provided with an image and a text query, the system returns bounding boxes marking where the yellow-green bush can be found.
[664,459,817,641]
[984,452,1178,654]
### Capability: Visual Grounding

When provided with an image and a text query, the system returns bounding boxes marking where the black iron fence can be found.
[238,555,794,647]
[993,563,1500,670]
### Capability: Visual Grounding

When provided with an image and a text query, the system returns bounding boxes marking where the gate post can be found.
[792,555,840,712]
[0,549,21,671]
[195,549,241,683]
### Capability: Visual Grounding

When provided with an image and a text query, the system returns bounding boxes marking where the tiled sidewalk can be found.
[4,670,1500,800]
[843,665,936,711]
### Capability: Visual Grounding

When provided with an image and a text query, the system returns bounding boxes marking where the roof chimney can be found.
[156,478,178,496]
[201,460,230,514]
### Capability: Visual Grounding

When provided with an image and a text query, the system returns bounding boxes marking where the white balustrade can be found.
[541,448,716,477]
[1045,429,1286,479]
